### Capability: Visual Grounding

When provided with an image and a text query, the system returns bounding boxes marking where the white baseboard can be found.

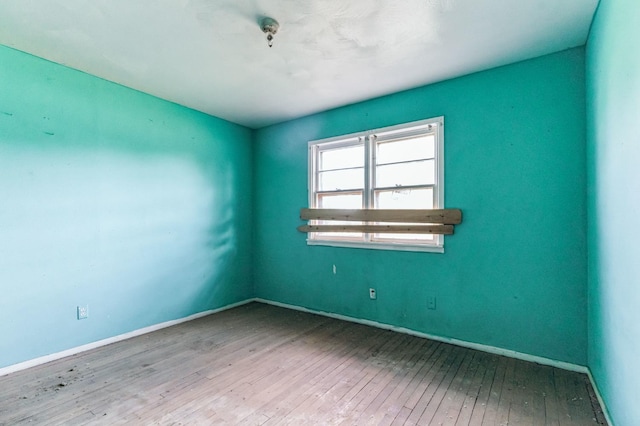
[254,298,589,374]
[0,299,253,377]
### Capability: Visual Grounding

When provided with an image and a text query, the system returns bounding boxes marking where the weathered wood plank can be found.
[433,351,482,425]
[495,357,518,425]
[413,348,474,425]
[403,346,468,425]
[300,208,462,224]
[340,335,429,425]
[372,340,442,426]
[454,351,494,425]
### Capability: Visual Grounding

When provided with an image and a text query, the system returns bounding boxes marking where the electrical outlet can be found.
[427,296,436,310]
[77,305,89,320]
[369,288,377,300]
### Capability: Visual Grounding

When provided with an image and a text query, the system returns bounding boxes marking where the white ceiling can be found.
[0,0,598,129]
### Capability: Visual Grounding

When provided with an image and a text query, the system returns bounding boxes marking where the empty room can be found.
[0,0,637,424]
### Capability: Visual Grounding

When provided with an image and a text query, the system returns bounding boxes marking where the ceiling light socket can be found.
[261,17,279,48]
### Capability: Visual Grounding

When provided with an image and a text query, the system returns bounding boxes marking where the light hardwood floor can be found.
[0,302,607,425]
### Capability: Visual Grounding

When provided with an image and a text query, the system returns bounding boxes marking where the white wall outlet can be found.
[333,264,337,274]
[77,305,89,320]
[369,288,377,300]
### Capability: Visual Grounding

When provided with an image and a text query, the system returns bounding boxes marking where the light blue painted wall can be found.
[0,46,253,369]
[253,48,588,365]
[587,0,640,424]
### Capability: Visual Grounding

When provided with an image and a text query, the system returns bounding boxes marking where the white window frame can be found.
[307,116,445,253]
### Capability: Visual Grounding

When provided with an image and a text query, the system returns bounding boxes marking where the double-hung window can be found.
[307,116,445,252]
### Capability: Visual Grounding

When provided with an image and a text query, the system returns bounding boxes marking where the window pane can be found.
[320,145,364,171]
[374,188,435,242]
[376,135,434,165]
[316,192,363,239]
[376,159,435,188]
[318,168,364,191]
[317,192,362,209]
[375,187,433,210]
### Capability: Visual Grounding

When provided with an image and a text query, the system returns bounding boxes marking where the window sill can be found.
[306,239,445,253]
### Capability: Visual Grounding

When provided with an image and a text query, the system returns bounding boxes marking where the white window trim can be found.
[307,116,445,253]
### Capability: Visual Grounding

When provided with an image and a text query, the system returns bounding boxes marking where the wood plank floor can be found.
[0,302,607,425]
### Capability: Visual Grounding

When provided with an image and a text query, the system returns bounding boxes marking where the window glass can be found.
[320,145,364,170]
[373,188,435,242]
[318,168,364,191]
[317,192,362,209]
[316,192,363,239]
[375,159,435,188]
[374,187,434,210]
[376,135,435,164]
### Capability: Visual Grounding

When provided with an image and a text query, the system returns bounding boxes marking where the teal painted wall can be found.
[587,0,640,424]
[254,48,588,365]
[0,46,253,369]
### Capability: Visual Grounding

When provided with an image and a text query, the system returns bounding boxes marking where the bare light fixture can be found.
[261,17,279,48]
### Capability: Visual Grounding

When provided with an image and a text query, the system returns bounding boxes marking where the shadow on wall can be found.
[0,44,252,369]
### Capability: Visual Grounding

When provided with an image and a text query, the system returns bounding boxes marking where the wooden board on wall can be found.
[300,208,462,225]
